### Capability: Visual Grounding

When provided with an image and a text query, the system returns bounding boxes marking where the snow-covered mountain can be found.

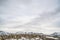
[0,31,10,36]
[16,31,27,34]
[1,31,60,37]
[51,32,60,37]
[16,31,44,36]
[0,31,44,36]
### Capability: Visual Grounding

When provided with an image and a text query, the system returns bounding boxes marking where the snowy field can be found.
[6,37,43,40]
[6,39,42,40]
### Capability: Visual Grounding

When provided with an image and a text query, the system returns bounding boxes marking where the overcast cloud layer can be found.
[0,0,60,34]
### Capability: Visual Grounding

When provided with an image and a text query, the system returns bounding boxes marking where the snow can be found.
[46,36,58,40]
[6,39,42,40]
[6,37,43,40]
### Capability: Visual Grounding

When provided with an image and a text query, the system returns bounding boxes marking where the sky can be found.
[0,0,60,34]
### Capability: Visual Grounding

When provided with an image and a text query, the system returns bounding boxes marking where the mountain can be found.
[16,31,26,34]
[16,31,44,36]
[51,32,60,37]
[0,31,10,36]
[0,31,44,36]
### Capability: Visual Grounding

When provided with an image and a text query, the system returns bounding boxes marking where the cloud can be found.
[11,8,60,34]
[0,0,60,34]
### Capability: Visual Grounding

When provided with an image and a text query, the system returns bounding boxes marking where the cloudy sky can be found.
[0,0,60,34]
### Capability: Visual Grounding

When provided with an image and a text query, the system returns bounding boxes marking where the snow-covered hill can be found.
[51,32,60,37]
[0,31,10,36]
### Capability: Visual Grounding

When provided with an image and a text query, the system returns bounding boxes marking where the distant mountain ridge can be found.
[0,31,44,36]
[0,31,60,37]
[51,32,60,37]
[0,31,10,36]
